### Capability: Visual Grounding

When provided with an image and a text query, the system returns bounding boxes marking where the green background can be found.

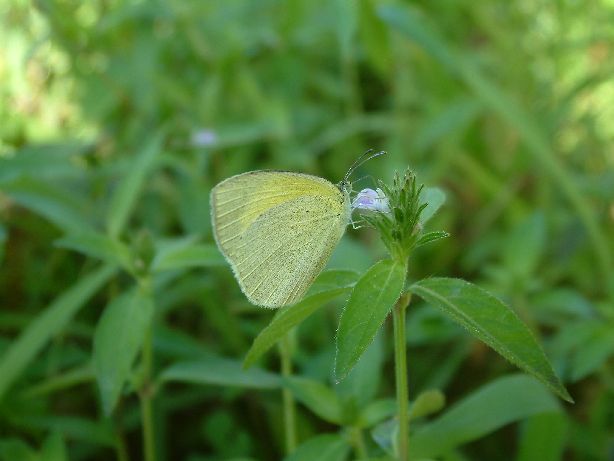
[1,0,613,460]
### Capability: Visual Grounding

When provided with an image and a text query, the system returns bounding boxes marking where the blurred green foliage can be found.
[1,0,614,460]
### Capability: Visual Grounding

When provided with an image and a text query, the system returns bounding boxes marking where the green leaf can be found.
[335,259,406,381]
[40,432,68,461]
[516,413,568,461]
[159,357,280,389]
[415,231,449,248]
[0,265,116,401]
[0,439,37,461]
[334,0,358,61]
[0,143,85,184]
[358,0,391,75]
[7,415,115,446]
[151,242,225,272]
[409,278,572,402]
[0,224,6,266]
[307,269,360,295]
[3,178,94,234]
[283,434,350,461]
[408,375,561,458]
[106,132,163,238]
[358,398,396,428]
[409,389,446,420]
[94,289,154,415]
[569,324,614,381]
[21,364,94,399]
[336,333,384,408]
[502,212,546,279]
[285,377,343,424]
[56,231,132,270]
[419,187,446,224]
[244,287,351,369]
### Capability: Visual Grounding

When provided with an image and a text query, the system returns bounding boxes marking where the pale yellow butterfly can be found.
[210,150,385,308]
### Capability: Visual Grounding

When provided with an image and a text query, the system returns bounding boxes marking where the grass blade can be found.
[106,132,163,238]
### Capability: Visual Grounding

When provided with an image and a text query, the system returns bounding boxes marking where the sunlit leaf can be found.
[409,278,572,402]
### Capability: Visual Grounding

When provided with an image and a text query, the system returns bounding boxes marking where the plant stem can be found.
[279,334,297,454]
[393,293,411,461]
[140,325,156,461]
[115,425,130,461]
[351,426,368,459]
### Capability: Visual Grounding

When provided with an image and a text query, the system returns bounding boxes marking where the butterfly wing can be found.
[211,171,350,307]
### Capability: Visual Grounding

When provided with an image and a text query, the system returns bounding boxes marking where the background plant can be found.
[1,1,613,460]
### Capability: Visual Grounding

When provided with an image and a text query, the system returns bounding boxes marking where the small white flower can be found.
[352,188,390,214]
[191,128,218,147]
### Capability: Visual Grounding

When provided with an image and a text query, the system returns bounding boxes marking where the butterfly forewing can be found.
[211,171,350,307]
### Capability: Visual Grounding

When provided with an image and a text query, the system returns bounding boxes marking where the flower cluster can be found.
[353,169,428,263]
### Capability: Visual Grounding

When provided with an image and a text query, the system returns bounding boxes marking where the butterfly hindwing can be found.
[211,171,350,307]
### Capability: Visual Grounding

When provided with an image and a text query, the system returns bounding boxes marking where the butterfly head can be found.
[338,149,386,194]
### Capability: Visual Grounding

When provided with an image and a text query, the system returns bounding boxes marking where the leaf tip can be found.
[242,356,253,370]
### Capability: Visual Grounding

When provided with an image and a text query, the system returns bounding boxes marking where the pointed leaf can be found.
[94,289,154,415]
[336,259,406,381]
[409,278,572,402]
[415,231,449,248]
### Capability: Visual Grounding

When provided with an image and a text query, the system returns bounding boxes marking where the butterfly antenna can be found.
[350,174,375,188]
[343,149,387,183]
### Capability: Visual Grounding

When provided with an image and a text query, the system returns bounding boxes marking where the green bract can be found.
[358,169,449,264]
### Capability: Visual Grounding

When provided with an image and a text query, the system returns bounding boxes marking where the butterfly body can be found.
[211,171,351,308]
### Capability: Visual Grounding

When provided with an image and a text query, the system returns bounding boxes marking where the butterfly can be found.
[210,150,385,308]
